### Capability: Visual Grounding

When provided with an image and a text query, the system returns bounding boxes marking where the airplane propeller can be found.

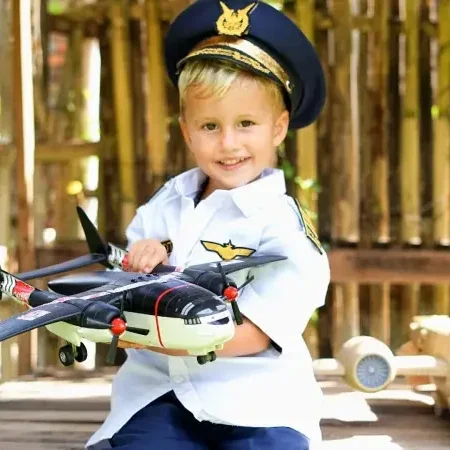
[216,262,254,326]
[106,291,149,365]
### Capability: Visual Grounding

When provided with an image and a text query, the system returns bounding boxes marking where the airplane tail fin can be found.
[76,206,110,258]
[76,206,129,271]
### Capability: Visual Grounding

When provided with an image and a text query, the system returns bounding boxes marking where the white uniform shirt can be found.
[87,167,330,449]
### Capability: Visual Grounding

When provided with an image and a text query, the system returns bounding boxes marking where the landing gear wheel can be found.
[196,351,217,365]
[197,355,208,365]
[74,342,88,363]
[59,344,75,367]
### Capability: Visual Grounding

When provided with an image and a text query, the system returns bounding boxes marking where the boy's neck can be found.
[193,169,272,206]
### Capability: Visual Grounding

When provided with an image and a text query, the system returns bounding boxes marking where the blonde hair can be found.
[178,59,286,116]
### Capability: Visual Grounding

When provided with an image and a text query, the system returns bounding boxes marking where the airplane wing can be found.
[187,254,287,275]
[0,301,83,342]
[15,253,107,281]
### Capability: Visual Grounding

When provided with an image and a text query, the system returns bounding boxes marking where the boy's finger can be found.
[127,243,145,269]
[132,244,154,270]
[141,251,167,273]
[136,249,157,272]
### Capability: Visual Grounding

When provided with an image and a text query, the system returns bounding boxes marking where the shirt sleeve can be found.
[236,206,330,353]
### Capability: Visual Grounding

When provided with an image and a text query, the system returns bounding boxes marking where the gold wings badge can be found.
[201,240,256,260]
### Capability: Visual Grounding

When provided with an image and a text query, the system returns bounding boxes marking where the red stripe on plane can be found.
[154,285,184,348]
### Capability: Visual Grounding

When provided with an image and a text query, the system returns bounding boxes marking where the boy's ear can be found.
[273,110,289,147]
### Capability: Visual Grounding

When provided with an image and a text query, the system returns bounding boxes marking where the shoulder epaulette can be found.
[288,196,323,254]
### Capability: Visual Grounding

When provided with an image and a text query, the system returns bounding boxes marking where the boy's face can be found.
[179,76,289,193]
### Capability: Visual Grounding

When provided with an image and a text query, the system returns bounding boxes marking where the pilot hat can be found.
[164,0,326,129]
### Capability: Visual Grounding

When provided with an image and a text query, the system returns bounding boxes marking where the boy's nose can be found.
[220,128,239,152]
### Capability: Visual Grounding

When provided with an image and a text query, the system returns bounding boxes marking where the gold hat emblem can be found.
[216,1,257,37]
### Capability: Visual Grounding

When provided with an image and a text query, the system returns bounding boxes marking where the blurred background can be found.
[0,0,449,383]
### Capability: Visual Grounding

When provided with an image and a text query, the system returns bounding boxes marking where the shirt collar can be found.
[168,167,286,216]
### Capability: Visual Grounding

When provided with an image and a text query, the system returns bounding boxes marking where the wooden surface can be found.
[0,374,447,449]
[329,248,450,284]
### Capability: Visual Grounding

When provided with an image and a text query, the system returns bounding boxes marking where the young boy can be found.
[86,1,329,449]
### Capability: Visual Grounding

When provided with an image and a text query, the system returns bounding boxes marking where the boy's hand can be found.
[127,239,169,273]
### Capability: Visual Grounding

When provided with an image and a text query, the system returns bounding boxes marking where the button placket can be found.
[168,356,188,385]
[175,195,225,265]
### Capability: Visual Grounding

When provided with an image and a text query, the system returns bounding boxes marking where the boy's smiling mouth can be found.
[217,157,250,168]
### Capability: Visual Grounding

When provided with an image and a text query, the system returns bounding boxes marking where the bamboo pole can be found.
[145,0,169,192]
[296,0,318,219]
[329,0,360,352]
[432,0,450,315]
[109,0,137,233]
[367,0,391,345]
[98,22,121,246]
[71,23,84,140]
[330,2,360,245]
[295,0,319,359]
[129,14,148,207]
[12,0,36,377]
[400,0,421,342]
[400,1,421,244]
[0,1,13,144]
[32,0,49,142]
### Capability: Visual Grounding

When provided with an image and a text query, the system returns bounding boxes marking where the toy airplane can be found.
[0,207,286,366]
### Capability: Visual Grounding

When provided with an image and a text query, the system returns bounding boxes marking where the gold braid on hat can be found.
[177,36,292,94]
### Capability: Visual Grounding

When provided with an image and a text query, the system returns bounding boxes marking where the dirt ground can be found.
[0,374,447,450]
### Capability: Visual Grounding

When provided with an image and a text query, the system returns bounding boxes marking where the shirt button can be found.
[172,375,184,383]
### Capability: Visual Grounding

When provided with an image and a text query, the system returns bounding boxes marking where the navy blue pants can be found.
[94,391,309,449]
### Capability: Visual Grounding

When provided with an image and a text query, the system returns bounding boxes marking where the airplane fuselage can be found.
[44,271,235,355]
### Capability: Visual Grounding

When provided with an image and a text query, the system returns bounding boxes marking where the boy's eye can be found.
[203,123,218,131]
[240,120,255,127]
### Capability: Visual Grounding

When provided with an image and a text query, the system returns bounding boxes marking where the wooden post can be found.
[109,0,137,233]
[400,0,421,342]
[432,0,450,315]
[0,149,18,381]
[329,0,360,351]
[12,0,36,376]
[295,0,319,359]
[145,0,169,192]
[367,0,391,345]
